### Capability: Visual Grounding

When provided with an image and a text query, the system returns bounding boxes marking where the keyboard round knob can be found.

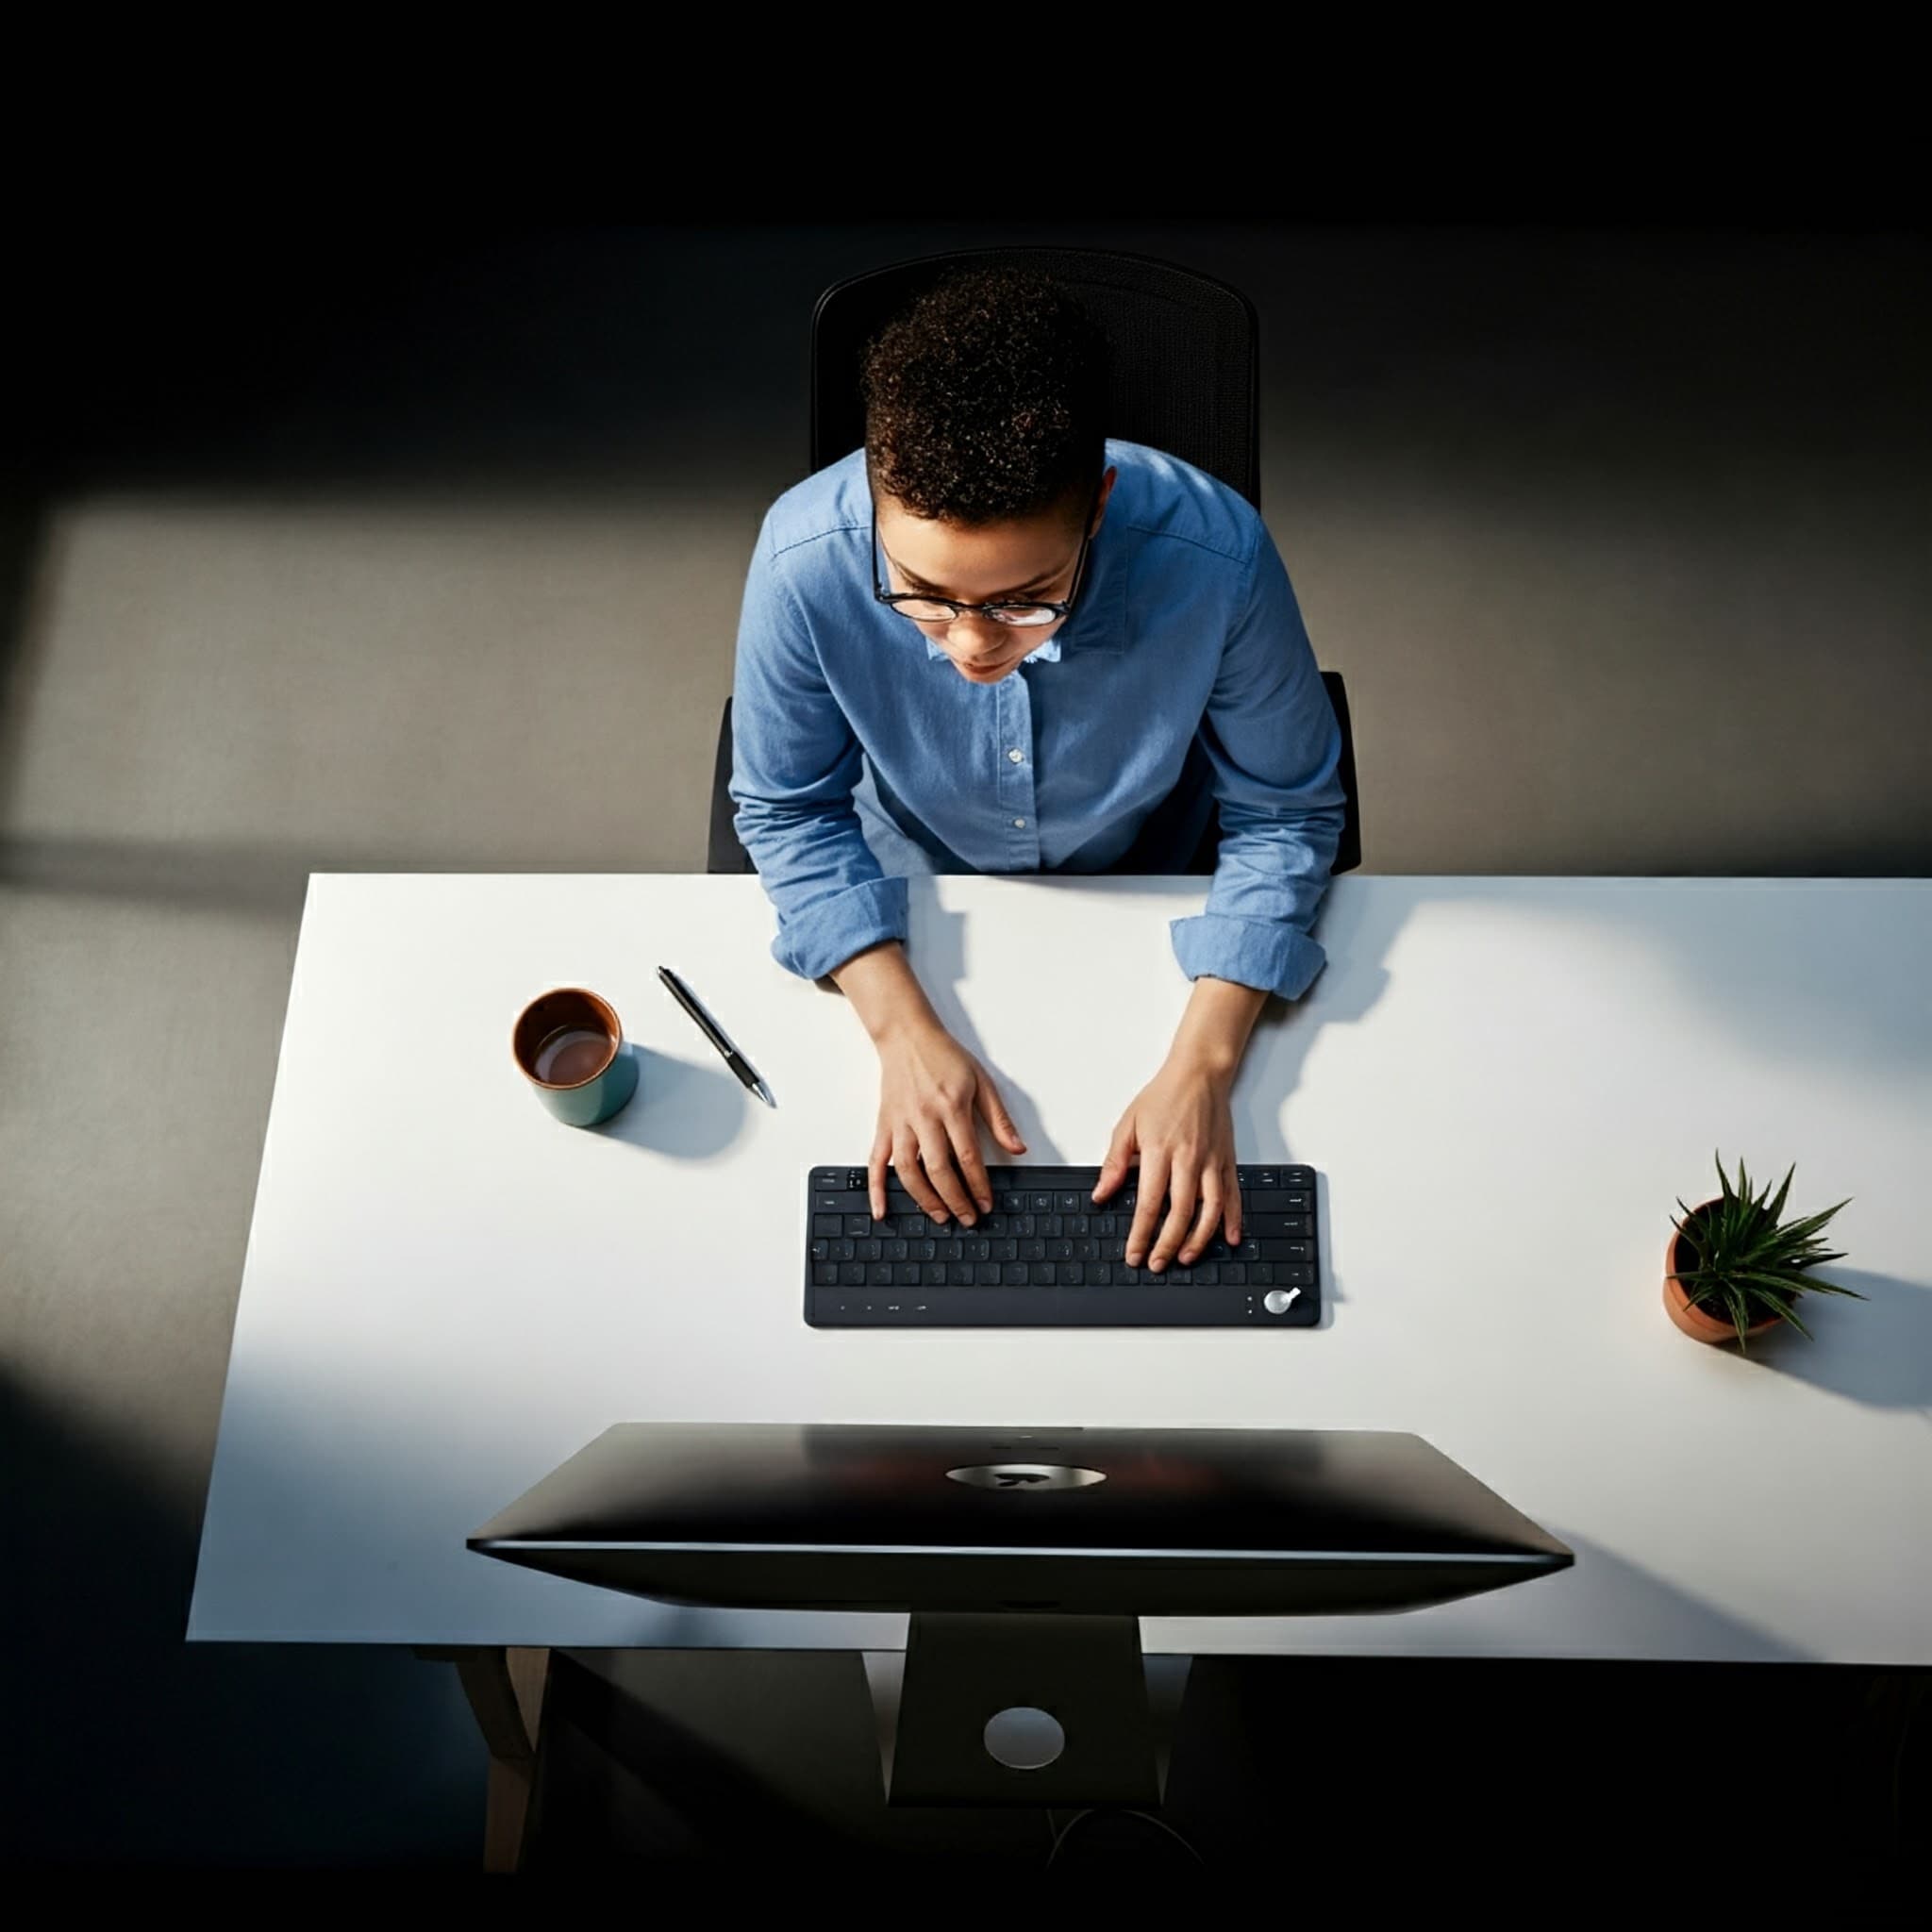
[1263,1289,1294,1315]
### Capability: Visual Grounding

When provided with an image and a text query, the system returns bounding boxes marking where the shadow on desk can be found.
[1495,1532,1809,1662]
[896,891,1062,1161]
[889,874,1414,1192]
[591,1049,750,1159]
[1750,1270,1932,1411]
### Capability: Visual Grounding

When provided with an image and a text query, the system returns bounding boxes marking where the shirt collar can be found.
[924,632,1061,666]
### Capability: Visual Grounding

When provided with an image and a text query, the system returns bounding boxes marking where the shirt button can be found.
[1012,818,1027,829]
[1008,748,1024,763]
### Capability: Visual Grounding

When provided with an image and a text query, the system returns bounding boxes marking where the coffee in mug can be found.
[512,987,640,1126]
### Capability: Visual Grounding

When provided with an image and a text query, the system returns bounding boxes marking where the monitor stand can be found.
[863,1612,1190,1807]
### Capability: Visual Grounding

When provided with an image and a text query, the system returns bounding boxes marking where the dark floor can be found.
[3,222,1928,1866]
[528,1649,1925,1899]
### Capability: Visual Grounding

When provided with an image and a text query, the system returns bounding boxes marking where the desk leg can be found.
[417,1646,551,1873]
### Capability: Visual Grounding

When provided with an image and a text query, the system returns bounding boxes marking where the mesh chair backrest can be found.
[810,246,1260,508]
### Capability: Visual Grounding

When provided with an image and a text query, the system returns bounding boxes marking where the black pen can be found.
[657,966,775,1108]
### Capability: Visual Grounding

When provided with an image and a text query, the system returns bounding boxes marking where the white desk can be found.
[191,874,1932,1664]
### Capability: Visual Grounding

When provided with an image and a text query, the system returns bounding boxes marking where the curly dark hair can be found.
[862,267,1109,525]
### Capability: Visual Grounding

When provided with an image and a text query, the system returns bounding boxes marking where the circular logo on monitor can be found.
[945,1463,1107,1491]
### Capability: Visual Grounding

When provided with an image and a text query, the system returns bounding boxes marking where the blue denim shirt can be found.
[729,441,1345,998]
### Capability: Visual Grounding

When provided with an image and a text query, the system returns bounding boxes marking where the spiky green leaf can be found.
[1673,1158,1859,1340]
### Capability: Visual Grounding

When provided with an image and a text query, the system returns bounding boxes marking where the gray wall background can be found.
[3,223,1927,1863]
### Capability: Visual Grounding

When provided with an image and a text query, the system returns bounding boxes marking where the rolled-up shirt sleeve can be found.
[728,521,908,980]
[1170,528,1346,1000]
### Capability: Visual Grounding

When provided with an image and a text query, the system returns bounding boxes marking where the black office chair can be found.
[707,246,1361,876]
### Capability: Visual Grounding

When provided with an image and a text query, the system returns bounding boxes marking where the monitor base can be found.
[867,1612,1185,1807]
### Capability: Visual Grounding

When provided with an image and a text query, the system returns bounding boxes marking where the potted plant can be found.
[1665,1153,1857,1348]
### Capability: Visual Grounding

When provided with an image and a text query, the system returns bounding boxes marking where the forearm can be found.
[832,941,940,1048]
[1165,974,1268,1079]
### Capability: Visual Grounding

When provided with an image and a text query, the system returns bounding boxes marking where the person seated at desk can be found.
[730,268,1344,1274]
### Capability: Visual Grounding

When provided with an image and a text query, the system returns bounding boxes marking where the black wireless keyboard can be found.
[804,1164,1320,1328]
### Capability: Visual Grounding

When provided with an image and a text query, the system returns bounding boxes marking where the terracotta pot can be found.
[1664,1199,1781,1345]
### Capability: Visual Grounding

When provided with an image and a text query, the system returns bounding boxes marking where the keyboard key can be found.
[1090,1263,1111,1286]
[996,1239,1019,1261]
[1069,1214,1089,1235]
[1062,1263,1084,1286]
[833,1239,856,1260]
[1016,1214,1036,1237]
[983,1213,1008,1236]
[1001,1263,1029,1287]
[1251,1214,1313,1239]
[1255,1241,1314,1262]
[1251,1263,1274,1286]
[971,1239,991,1261]
[1224,1264,1245,1286]
[1036,1263,1057,1286]
[948,1263,974,1286]
[813,1263,838,1286]
[846,1169,867,1191]
[813,1214,843,1238]
[1043,1215,1064,1238]
[863,1240,883,1261]
[1058,1191,1079,1212]
[887,1239,908,1261]
[942,1240,964,1260]
[1023,1238,1046,1261]
[1094,1214,1116,1235]
[1052,1239,1074,1261]
[1074,1238,1097,1260]
[868,1264,893,1287]
[844,1214,870,1237]
[1118,1267,1141,1286]
[1170,1269,1192,1286]
[810,1239,830,1260]
[1284,1167,1314,1187]
[976,1263,1002,1286]
[894,1263,923,1286]
[1032,1192,1052,1211]
[841,1263,866,1288]
[1242,1191,1309,1212]
[1253,1169,1279,1188]
[923,1264,948,1287]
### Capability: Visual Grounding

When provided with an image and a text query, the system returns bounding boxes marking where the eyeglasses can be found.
[872,479,1103,630]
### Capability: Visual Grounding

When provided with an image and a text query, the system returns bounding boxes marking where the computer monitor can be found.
[469,1423,1572,1615]
[471,1424,1571,1807]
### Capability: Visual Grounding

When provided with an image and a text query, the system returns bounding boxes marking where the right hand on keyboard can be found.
[870,1015,1026,1228]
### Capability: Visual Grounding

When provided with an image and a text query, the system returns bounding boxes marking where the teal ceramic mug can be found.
[511,987,641,1126]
